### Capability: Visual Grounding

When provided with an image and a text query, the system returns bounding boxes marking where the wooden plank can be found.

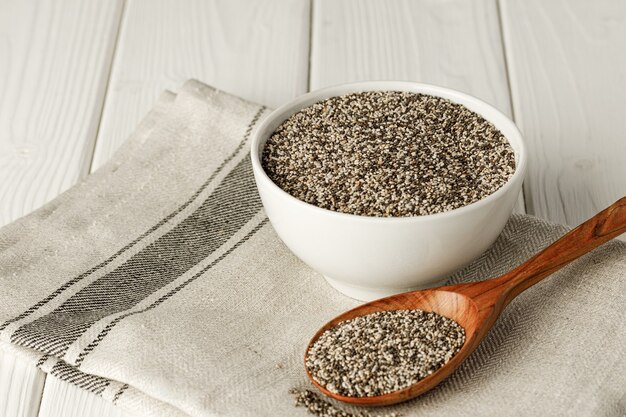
[37,377,130,417]
[0,1,124,415]
[0,0,124,227]
[91,0,311,171]
[311,0,526,213]
[499,0,626,229]
[0,353,45,417]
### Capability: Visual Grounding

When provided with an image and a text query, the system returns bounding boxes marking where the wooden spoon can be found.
[305,196,626,407]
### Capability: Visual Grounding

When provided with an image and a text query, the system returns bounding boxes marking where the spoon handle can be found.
[499,196,626,304]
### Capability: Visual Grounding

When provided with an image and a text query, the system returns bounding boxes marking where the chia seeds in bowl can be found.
[251,82,525,301]
[261,91,515,217]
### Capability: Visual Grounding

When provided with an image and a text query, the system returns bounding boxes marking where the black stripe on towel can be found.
[12,154,263,356]
[50,361,111,395]
[73,218,267,366]
[112,383,129,404]
[0,106,265,332]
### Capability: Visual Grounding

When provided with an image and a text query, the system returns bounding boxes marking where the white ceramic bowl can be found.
[251,81,526,301]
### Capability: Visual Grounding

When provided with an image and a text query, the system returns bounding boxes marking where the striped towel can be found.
[0,80,624,417]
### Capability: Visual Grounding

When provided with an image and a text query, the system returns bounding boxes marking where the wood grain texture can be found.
[0,1,124,415]
[500,0,626,229]
[37,376,131,417]
[90,0,311,171]
[311,0,525,213]
[0,353,44,417]
[0,0,124,227]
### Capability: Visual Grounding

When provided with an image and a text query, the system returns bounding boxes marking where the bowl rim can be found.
[250,80,527,223]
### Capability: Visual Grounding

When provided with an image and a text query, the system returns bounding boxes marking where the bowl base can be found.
[323,275,443,302]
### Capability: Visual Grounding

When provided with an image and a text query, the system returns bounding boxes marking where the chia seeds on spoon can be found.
[262,91,515,217]
[305,310,465,397]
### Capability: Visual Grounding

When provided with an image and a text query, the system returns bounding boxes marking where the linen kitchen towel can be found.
[0,80,624,417]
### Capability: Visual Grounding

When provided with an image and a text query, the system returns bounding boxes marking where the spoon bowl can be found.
[305,196,626,406]
[306,288,483,406]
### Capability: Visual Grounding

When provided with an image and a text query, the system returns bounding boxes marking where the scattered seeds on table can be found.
[262,91,515,217]
[290,388,401,417]
[305,310,465,397]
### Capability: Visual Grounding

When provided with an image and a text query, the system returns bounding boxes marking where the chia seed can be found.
[305,310,465,397]
[290,388,401,417]
[262,91,515,217]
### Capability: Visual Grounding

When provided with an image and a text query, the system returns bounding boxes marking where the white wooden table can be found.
[1,0,625,415]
